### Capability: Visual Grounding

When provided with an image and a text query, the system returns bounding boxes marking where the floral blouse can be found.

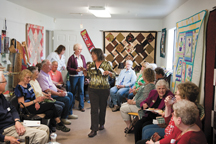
[87,61,115,89]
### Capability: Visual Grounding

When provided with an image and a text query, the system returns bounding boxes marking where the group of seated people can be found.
[0,57,208,143]
[115,63,207,143]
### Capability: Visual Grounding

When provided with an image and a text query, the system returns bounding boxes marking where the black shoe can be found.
[56,124,70,132]
[79,108,85,112]
[88,130,97,137]
[98,125,104,130]
[112,105,120,112]
[51,127,56,132]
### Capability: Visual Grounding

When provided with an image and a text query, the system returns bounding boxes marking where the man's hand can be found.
[4,136,20,144]
[58,92,66,97]
[117,85,125,89]
[15,121,26,136]
[127,99,134,105]
[35,103,40,111]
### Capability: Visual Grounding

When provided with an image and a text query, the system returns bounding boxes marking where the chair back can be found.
[9,95,19,113]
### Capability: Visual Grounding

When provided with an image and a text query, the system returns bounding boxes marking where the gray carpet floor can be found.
[55,100,135,144]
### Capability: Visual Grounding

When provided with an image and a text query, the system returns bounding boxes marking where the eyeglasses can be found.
[0,80,7,83]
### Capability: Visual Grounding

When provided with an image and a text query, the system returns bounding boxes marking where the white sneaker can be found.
[68,114,78,119]
[61,119,71,125]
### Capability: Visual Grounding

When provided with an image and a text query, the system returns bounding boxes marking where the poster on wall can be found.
[80,29,95,52]
[26,23,44,66]
[160,28,166,58]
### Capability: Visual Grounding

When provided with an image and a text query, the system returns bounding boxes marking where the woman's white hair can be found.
[173,99,199,125]
[146,63,157,70]
[73,43,82,51]
[155,79,169,90]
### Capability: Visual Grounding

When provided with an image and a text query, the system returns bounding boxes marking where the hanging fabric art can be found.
[104,31,157,74]
[172,10,207,92]
[80,29,95,52]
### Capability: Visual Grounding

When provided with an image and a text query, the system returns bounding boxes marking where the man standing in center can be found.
[110,60,137,112]
[37,60,78,125]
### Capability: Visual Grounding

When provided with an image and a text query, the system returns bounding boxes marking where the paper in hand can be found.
[98,68,105,75]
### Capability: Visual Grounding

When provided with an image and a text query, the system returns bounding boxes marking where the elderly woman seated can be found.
[137,81,204,144]
[14,69,70,132]
[146,100,207,144]
[120,68,156,133]
[134,79,174,143]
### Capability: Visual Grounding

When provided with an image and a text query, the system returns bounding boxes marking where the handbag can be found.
[19,102,42,121]
[151,132,161,142]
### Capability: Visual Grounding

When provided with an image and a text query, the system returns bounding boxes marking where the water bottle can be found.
[47,133,60,144]
[25,136,29,144]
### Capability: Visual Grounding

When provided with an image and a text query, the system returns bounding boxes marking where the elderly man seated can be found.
[110,60,136,112]
[0,70,49,144]
[37,60,78,125]
[48,61,65,90]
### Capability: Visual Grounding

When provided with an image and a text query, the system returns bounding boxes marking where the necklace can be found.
[176,124,195,140]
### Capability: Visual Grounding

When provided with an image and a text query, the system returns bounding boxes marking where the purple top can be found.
[67,54,87,75]
[140,89,174,109]
[37,70,58,92]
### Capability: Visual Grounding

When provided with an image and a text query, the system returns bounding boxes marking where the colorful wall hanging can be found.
[172,10,206,92]
[26,23,44,66]
[80,29,95,52]
[160,28,166,58]
[103,31,157,74]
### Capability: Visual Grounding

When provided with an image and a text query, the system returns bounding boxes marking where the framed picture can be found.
[160,28,166,58]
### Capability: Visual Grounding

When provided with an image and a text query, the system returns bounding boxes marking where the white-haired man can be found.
[110,60,137,112]
[0,70,49,144]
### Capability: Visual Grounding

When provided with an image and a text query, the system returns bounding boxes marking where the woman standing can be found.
[67,43,86,112]
[47,45,66,72]
[82,48,115,138]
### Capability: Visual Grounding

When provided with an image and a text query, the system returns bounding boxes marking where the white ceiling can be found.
[7,0,188,19]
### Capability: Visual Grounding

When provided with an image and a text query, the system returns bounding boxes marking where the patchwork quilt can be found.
[104,31,157,74]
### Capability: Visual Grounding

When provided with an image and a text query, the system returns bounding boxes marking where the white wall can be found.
[0,0,54,59]
[54,19,163,63]
[159,0,216,67]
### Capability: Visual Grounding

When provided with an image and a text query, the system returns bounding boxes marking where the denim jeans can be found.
[142,124,165,140]
[69,76,84,109]
[124,91,135,99]
[110,86,129,106]
[51,92,74,119]
[54,100,65,118]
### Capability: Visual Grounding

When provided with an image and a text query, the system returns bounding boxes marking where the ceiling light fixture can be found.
[89,6,111,18]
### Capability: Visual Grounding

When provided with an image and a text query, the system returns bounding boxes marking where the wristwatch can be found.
[15,120,21,123]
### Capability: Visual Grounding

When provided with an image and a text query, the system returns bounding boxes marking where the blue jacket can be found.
[115,68,137,88]
[0,94,20,142]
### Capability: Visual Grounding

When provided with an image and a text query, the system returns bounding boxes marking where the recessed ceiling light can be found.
[89,6,111,18]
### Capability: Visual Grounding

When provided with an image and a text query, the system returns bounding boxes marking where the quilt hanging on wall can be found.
[172,10,206,92]
[104,31,157,74]
[26,23,44,66]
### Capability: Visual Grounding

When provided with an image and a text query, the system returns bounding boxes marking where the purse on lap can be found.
[19,102,42,121]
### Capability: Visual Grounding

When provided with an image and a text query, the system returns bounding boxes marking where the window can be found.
[166,27,176,70]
